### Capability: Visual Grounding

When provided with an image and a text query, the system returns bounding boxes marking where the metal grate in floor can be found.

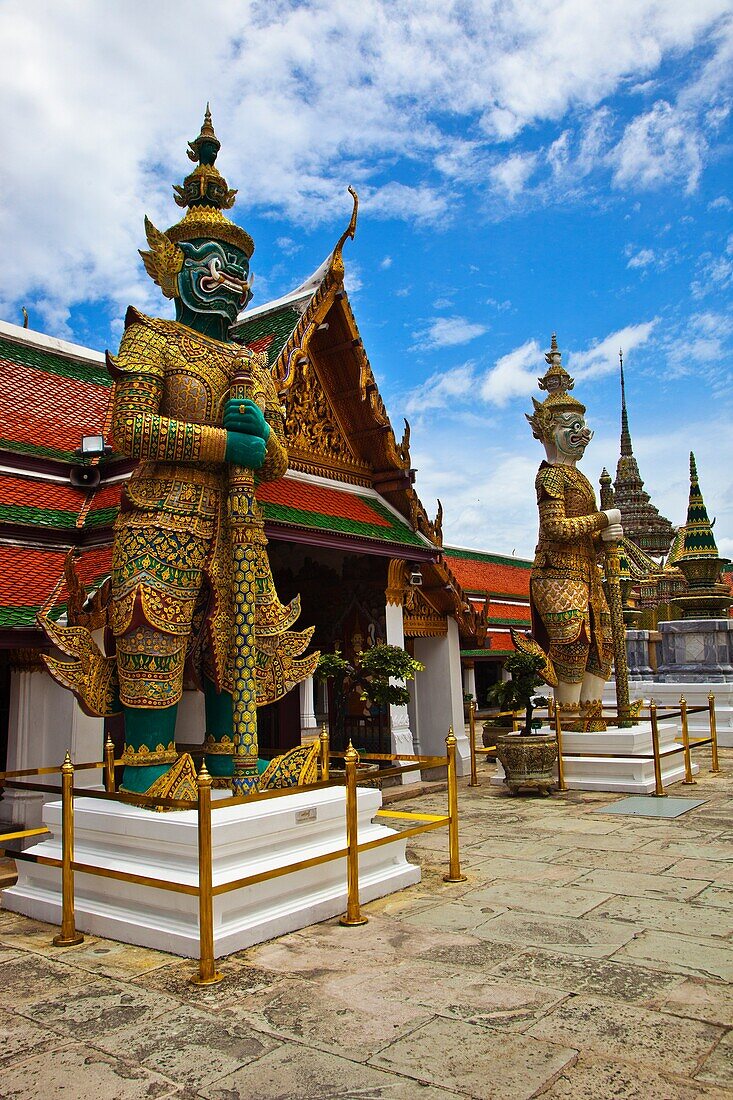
[591,796,707,818]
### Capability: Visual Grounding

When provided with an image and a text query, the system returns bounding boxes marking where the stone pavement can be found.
[1,748,731,1099]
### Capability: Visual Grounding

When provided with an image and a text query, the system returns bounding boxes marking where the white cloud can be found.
[380,256,393,269]
[708,195,732,210]
[611,100,705,193]
[1,1,731,336]
[569,321,659,380]
[489,152,538,198]
[480,340,541,407]
[411,316,488,351]
[626,247,656,269]
[405,362,479,415]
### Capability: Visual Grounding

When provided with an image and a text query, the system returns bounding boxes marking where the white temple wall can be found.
[5,666,102,827]
[413,621,470,775]
[385,600,419,784]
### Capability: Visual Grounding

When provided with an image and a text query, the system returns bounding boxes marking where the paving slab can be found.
[647,976,733,1027]
[0,953,97,1010]
[131,957,291,1016]
[614,928,733,982]
[200,1043,458,1099]
[527,992,722,1074]
[491,947,684,1003]
[548,846,679,874]
[695,885,733,910]
[696,1031,733,1089]
[369,1015,578,1099]
[590,894,733,938]
[22,974,180,1042]
[541,1053,733,1098]
[0,1043,181,1099]
[666,859,733,883]
[468,910,638,958]
[572,867,709,902]
[0,1005,69,1067]
[460,855,585,886]
[213,969,435,1062]
[460,880,613,918]
[91,1002,281,1091]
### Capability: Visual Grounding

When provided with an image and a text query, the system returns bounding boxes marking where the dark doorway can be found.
[257,687,301,759]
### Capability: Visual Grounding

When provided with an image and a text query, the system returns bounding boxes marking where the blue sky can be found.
[2,1,732,559]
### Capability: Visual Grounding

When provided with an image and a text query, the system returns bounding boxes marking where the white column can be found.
[385,600,420,785]
[299,675,318,744]
[5,666,103,827]
[413,622,471,777]
[464,663,477,706]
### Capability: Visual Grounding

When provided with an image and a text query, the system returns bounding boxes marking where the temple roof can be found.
[613,351,674,557]
[442,546,531,658]
[679,451,720,561]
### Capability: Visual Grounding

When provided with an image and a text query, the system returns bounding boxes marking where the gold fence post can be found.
[680,696,695,786]
[320,723,330,781]
[52,751,84,947]
[649,701,666,797]
[104,734,115,794]
[554,702,567,792]
[190,763,223,985]
[468,701,478,787]
[444,728,467,883]
[340,742,367,926]
[708,693,720,773]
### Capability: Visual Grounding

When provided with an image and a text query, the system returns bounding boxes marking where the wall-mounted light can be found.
[75,434,112,457]
[409,565,423,587]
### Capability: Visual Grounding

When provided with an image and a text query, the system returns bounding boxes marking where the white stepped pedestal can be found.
[613,680,733,749]
[557,720,698,793]
[2,786,420,958]
[491,720,698,794]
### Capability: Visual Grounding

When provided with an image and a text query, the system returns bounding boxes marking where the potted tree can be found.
[316,644,424,779]
[486,650,557,796]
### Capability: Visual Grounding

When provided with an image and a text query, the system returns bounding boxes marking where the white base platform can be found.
[618,679,733,749]
[491,720,698,794]
[2,786,420,958]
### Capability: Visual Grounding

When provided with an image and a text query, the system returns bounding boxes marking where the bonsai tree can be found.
[486,650,548,736]
[316,644,424,745]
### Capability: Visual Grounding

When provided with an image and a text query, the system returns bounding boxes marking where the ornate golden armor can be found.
[109,307,287,709]
[531,462,612,685]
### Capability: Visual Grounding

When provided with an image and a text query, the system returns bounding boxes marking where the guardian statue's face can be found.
[552,411,593,460]
[177,239,252,324]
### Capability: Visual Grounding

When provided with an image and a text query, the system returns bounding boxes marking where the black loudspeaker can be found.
[69,465,101,489]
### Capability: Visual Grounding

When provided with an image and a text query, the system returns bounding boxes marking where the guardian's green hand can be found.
[225,432,266,468]
[223,398,270,440]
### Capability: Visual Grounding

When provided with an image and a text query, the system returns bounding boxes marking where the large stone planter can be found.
[495,732,558,796]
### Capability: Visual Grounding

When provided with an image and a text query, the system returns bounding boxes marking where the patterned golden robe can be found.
[530,462,612,684]
[108,307,287,708]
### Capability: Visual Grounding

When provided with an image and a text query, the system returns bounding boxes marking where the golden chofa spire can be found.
[173,105,238,214]
[187,103,220,164]
[538,332,574,395]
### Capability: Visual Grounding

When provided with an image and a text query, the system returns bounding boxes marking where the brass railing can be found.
[0,731,464,985]
[467,694,721,797]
